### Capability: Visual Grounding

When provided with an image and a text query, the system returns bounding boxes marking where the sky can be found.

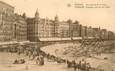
[0,0,115,32]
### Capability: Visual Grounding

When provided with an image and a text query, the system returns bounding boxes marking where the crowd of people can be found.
[0,43,107,71]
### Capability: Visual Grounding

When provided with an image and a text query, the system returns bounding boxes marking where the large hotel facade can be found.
[0,1,115,42]
[0,1,27,42]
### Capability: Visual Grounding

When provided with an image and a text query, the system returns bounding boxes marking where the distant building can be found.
[92,27,101,38]
[13,14,27,41]
[108,31,115,40]
[27,9,55,42]
[27,10,39,42]
[72,21,80,37]
[80,25,86,37]
[26,18,35,41]
[87,26,94,37]
[38,18,54,38]
[66,19,73,37]
[58,21,69,38]
[27,9,69,42]
[42,18,54,38]
[100,29,108,40]
[53,15,60,37]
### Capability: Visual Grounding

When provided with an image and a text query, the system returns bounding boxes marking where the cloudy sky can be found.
[0,0,115,32]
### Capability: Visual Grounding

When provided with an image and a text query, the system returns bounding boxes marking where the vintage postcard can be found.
[0,0,115,71]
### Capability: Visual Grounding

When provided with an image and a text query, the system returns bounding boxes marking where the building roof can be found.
[0,1,14,9]
[101,29,107,31]
[93,28,100,31]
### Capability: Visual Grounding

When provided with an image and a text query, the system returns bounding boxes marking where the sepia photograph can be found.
[0,0,115,71]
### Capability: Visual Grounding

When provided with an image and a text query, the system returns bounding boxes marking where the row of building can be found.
[0,1,115,42]
[27,9,115,41]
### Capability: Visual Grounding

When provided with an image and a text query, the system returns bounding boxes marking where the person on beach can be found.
[32,50,38,60]
[80,59,86,71]
[67,60,71,68]
[86,63,91,71]
[35,55,40,65]
[13,59,25,64]
[13,59,18,64]
[72,60,77,71]
[39,55,44,65]
[78,61,81,71]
